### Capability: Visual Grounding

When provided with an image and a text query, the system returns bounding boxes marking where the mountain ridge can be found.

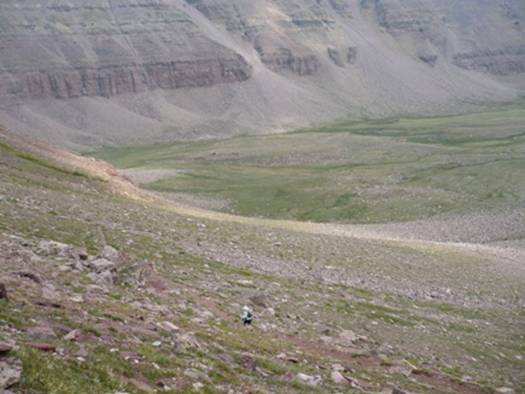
[0,0,524,149]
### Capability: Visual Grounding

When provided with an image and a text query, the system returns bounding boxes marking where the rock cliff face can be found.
[453,47,525,76]
[0,1,251,102]
[1,59,252,100]
[0,0,524,149]
[361,0,525,75]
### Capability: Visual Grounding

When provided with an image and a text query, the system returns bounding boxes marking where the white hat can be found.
[242,305,251,311]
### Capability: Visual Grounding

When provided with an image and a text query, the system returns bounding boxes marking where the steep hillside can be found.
[1,128,525,393]
[0,0,524,149]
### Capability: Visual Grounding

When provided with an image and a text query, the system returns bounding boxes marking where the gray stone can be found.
[331,370,348,384]
[26,325,57,340]
[0,358,22,389]
[88,258,115,273]
[495,388,515,394]
[41,285,62,306]
[297,373,322,387]
[157,321,179,332]
[339,329,358,345]
[37,240,71,256]
[0,343,13,355]
[63,329,81,341]
[101,246,120,262]
[176,333,200,349]
[88,270,114,288]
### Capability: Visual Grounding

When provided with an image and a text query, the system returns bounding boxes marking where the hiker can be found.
[241,305,253,326]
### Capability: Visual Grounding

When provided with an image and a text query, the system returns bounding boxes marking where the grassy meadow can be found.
[94,102,525,223]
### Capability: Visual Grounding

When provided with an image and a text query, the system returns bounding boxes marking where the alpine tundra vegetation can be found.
[1,0,525,393]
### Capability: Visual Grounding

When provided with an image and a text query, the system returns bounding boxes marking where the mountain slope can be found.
[1,127,524,393]
[0,0,524,149]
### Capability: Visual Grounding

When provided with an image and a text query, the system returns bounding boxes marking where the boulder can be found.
[26,325,57,340]
[339,329,358,345]
[192,382,204,390]
[297,373,322,387]
[157,321,179,332]
[101,246,120,262]
[88,258,115,273]
[0,343,13,356]
[332,363,346,372]
[63,329,81,342]
[0,358,22,389]
[328,47,345,67]
[331,370,349,384]
[127,378,155,393]
[77,250,89,261]
[495,388,515,394]
[75,346,89,358]
[37,240,71,257]
[40,285,62,308]
[88,271,114,288]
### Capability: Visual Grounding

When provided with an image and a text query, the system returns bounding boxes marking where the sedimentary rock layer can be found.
[0,1,251,102]
[0,58,251,100]
[453,47,525,76]
[0,0,524,148]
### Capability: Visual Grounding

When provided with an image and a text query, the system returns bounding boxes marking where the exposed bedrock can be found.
[0,58,252,101]
[0,0,524,147]
[255,46,319,76]
[0,0,252,101]
[361,0,525,76]
[327,47,358,67]
[328,48,345,68]
[453,47,525,76]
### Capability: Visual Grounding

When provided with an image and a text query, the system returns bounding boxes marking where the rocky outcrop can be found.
[419,55,438,66]
[328,47,358,67]
[361,0,447,32]
[1,58,251,101]
[453,47,525,76]
[0,357,22,390]
[327,0,353,18]
[255,46,319,76]
[328,48,345,67]
[0,0,524,147]
[0,0,252,102]
[347,47,358,65]
[361,0,525,76]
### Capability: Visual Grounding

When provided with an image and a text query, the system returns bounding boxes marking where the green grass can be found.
[2,119,525,393]
[18,346,137,394]
[92,101,525,224]
[0,142,88,178]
